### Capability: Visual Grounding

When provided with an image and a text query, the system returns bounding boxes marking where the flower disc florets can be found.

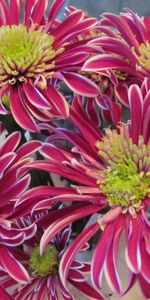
[29,244,59,276]
[133,41,150,71]
[97,129,150,208]
[0,25,63,87]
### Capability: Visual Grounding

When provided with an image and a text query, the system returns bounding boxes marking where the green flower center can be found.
[0,25,64,87]
[97,130,150,207]
[29,245,59,276]
[134,41,150,70]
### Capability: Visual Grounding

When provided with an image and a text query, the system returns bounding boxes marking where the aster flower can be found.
[0,214,105,300]
[82,8,150,105]
[17,78,150,297]
[0,0,99,132]
[0,131,41,283]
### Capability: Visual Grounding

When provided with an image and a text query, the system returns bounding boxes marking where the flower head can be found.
[0,215,105,300]
[0,0,99,131]
[19,78,150,297]
[82,8,150,105]
[0,131,41,283]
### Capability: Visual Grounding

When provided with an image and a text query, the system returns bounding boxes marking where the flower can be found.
[18,78,150,297]
[0,0,99,131]
[0,214,105,300]
[82,8,150,105]
[0,131,41,283]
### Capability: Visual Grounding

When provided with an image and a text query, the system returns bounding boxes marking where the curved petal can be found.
[10,87,39,132]
[61,72,100,97]
[0,245,30,284]
[59,222,99,287]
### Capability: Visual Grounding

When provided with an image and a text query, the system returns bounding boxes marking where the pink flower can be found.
[0,131,41,283]
[0,0,99,131]
[0,214,105,300]
[18,79,150,297]
[82,8,150,105]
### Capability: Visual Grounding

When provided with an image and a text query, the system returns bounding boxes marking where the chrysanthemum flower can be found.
[18,79,150,297]
[0,0,99,131]
[82,8,150,105]
[0,131,41,283]
[0,215,105,300]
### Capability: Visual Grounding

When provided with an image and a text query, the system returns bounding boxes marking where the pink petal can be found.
[126,218,142,273]
[138,274,150,298]
[23,83,51,109]
[15,140,41,161]
[40,204,100,254]
[105,220,123,293]
[24,0,35,25]
[0,284,12,299]
[48,0,65,25]
[101,13,139,50]
[53,10,83,41]
[9,0,20,24]
[69,280,106,300]
[0,131,21,156]
[83,54,137,74]
[91,224,114,289]
[0,245,30,284]
[59,223,99,287]
[0,174,31,206]
[10,87,39,132]
[61,72,100,97]
[128,84,143,144]
[42,84,69,118]
[0,153,16,177]
[31,0,47,24]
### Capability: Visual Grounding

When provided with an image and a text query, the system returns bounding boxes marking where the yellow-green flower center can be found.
[97,130,150,207]
[0,25,64,88]
[135,41,150,70]
[29,245,59,276]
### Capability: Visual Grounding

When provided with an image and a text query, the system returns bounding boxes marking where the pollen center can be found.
[29,245,59,276]
[135,41,150,70]
[96,130,150,207]
[0,25,63,87]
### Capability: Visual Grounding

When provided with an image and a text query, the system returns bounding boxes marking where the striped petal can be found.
[61,72,100,97]
[0,245,30,284]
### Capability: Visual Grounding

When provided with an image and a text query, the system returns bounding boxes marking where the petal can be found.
[48,0,65,25]
[31,0,47,24]
[0,131,21,156]
[0,152,16,178]
[128,84,143,144]
[61,72,100,97]
[91,224,114,289]
[43,84,69,118]
[10,87,39,132]
[59,223,99,287]
[23,83,51,109]
[40,204,100,254]
[125,218,142,273]
[69,280,106,300]
[83,54,137,74]
[0,284,12,299]
[138,274,150,298]
[53,10,83,41]
[0,245,30,284]
[9,0,20,24]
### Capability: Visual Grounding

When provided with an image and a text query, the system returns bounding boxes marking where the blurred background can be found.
[48,0,150,17]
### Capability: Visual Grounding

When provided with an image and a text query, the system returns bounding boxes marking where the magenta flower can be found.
[18,78,150,297]
[0,0,99,131]
[0,131,41,283]
[0,215,105,300]
[82,8,150,105]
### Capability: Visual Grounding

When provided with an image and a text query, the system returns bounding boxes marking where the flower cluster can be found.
[0,1,149,299]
